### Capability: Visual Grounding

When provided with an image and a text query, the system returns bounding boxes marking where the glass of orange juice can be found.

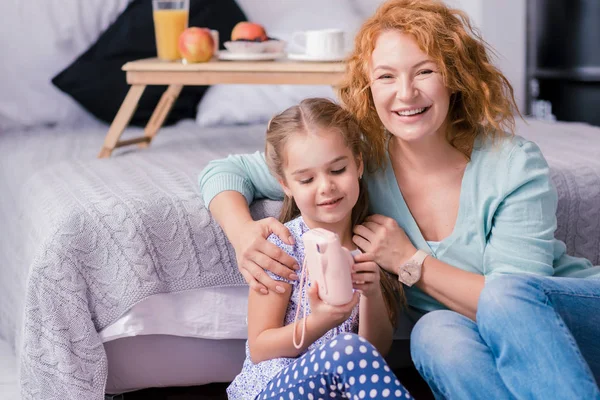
[152,0,189,61]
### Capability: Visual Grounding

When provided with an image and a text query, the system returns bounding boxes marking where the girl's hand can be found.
[352,214,417,275]
[351,253,382,298]
[231,218,299,295]
[308,282,360,329]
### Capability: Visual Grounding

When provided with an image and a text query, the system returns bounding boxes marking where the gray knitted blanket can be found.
[1,118,599,400]
[520,119,600,265]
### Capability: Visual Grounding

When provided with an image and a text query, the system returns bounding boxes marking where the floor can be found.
[123,366,434,400]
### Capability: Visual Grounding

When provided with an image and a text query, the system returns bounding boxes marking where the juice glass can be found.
[152,0,189,61]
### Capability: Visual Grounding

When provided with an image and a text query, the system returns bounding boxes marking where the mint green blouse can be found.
[199,134,600,312]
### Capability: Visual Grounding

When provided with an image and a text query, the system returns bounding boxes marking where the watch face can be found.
[398,260,421,286]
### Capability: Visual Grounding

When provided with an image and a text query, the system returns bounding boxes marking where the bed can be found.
[2,114,600,400]
[0,118,419,399]
[0,121,272,397]
[2,1,600,399]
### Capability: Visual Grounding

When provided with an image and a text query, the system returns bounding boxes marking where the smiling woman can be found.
[369,30,451,145]
[340,1,518,169]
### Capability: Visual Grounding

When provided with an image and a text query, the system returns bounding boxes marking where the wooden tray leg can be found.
[139,84,183,148]
[98,85,146,158]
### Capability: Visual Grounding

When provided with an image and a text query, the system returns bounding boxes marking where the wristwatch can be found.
[397,250,428,287]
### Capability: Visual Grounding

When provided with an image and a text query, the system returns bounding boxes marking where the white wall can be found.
[353,0,527,111]
[453,0,526,111]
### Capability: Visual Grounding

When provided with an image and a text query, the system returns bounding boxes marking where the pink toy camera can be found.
[293,228,355,349]
[302,228,355,306]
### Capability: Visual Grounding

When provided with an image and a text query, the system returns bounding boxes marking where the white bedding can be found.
[99,286,249,342]
[0,0,132,131]
[104,336,246,394]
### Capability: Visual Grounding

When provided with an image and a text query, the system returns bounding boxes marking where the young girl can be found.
[226,98,413,400]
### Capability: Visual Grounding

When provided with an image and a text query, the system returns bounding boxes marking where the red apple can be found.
[178,27,214,63]
[231,22,268,42]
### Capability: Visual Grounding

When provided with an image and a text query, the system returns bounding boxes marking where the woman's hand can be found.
[351,253,382,298]
[352,214,416,275]
[308,282,360,329]
[230,218,299,295]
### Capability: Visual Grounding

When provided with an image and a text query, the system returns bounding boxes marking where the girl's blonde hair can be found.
[338,0,520,170]
[265,97,405,324]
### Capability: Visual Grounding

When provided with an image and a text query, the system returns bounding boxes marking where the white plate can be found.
[218,51,285,61]
[223,40,286,54]
[287,52,347,62]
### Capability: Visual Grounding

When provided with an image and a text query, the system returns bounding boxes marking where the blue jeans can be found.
[256,333,412,399]
[410,275,600,399]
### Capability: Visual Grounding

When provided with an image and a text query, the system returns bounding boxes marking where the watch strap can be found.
[412,249,429,265]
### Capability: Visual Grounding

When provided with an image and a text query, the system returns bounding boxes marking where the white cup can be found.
[291,29,345,58]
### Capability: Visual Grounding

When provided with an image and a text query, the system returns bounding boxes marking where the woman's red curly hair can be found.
[338,0,520,170]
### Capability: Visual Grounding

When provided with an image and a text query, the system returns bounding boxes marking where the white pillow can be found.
[196,0,364,127]
[197,85,337,127]
[0,0,131,131]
